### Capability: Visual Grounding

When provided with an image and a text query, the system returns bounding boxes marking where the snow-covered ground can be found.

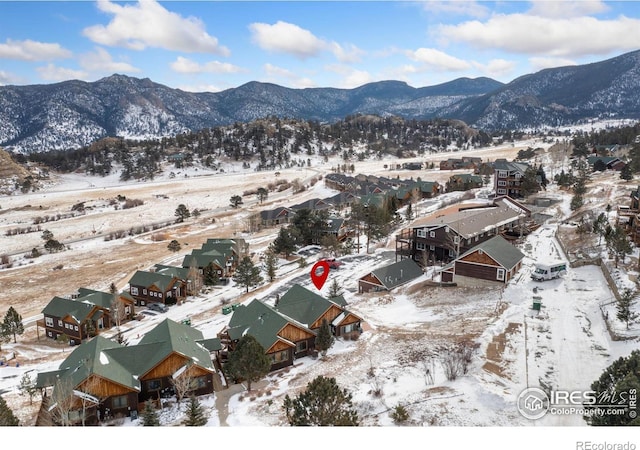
[1,136,640,448]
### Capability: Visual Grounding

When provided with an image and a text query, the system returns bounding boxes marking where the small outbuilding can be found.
[358,258,423,293]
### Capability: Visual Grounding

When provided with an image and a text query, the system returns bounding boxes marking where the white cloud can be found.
[0,39,71,61]
[36,64,88,82]
[407,48,471,71]
[263,63,316,88]
[0,70,23,85]
[176,83,225,93]
[249,21,325,58]
[422,0,489,18]
[436,14,640,57]
[83,0,230,55]
[170,56,245,74]
[529,56,577,72]
[527,0,609,18]
[326,64,373,88]
[473,58,517,78]
[329,42,365,64]
[79,47,141,73]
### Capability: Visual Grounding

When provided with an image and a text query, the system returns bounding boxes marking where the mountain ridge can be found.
[2,49,639,153]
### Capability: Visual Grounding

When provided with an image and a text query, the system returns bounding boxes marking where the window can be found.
[125,305,131,315]
[296,341,307,353]
[497,188,507,195]
[429,231,435,238]
[147,379,161,391]
[449,249,455,257]
[271,349,289,363]
[429,245,435,251]
[45,317,54,327]
[58,320,63,327]
[47,331,53,337]
[143,289,147,295]
[130,286,138,296]
[74,325,78,331]
[192,376,207,390]
[515,173,522,179]
[497,268,505,281]
[112,395,128,409]
[497,180,507,186]
[498,170,507,178]
[416,242,426,251]
[417,229,426,238]
[343,323,358,333]
[453,236,460,244]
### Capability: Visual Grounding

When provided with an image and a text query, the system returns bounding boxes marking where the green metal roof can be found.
[369,258,424,290]
[457,235,525,270]
[129,270,176,291]
[227,300,292,351]
[42,296,96,323]
[276,284,340,328]
[154,264,190,280]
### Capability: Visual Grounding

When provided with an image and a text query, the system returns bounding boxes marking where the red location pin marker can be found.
[310,260,330,290]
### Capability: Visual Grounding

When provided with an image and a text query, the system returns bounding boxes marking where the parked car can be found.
[321,258,343,269]
[148,303,169,313]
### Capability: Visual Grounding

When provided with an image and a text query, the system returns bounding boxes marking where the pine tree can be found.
[272,227,297,258]
[224,334,271,391]
[2,307,24,343]
[203,262,220,286]
[283,375,359,426]
[616,288,639,330]
[167,239,181,252]
[315,319,334,357]
[584,350,640,426]
[0,394,19,426]
[174,204,191,223]
[232,256,263,293]
[182,396,208,426]
[141,400,160,426]
[264,248,278,282]
[328,279,343,299]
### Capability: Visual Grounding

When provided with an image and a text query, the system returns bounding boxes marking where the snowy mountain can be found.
[445,50,640,130]
[1,49,640,153]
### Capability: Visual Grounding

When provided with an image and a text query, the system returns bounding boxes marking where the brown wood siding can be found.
[267,339,295,354]
[310,305,344,330]
[279,323,315,342]
[335,313,361,327]
[455,261,501,282]
[141,352,191,380]
[442,271,454,282]
[459,250,499,266]
[78,374,137,399]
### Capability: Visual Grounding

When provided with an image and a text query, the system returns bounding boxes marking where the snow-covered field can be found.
[1,136,639,448]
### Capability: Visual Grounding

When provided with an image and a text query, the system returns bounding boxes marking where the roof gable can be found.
[457,235,525,270]
[370,259,423,289]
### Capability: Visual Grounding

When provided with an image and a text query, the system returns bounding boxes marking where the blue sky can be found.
[1,1,639,92]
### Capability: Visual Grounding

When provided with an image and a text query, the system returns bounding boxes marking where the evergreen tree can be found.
[328,279,343,299]
[593,159,607,172]
[167,240,181,252]
[232,256,263,293]
[605,225,633,268]
[203,262,221,286]
[620,164,633,181]
[405,203,413,221]
[174,204,191,223]
[616,288,639,330]
[519,166,541,197]
[263,248,278,282]
[256,187,268,204]
[584,350,640,426]
[182,396,208,426]
[2,307,24,343]
[283,375,359,426]
[0,395,19,426]
[18,372,38,405]
[141,400,160,426]
[224,334,271,391]
[272,227,298,258]
[229,195,243,208]
[315,319,334,357]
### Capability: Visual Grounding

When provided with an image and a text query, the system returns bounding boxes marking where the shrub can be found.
[390,404,410,424]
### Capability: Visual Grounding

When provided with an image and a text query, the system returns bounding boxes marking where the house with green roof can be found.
[219,299,316,371]
[182,238,247,279]
[358,258,424,293]
[275,284,362,338]
[439,235,525,285]
[39,288,135,345]
[35,319,216,425]
[127,270,186,307]
[446,173,483,192]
